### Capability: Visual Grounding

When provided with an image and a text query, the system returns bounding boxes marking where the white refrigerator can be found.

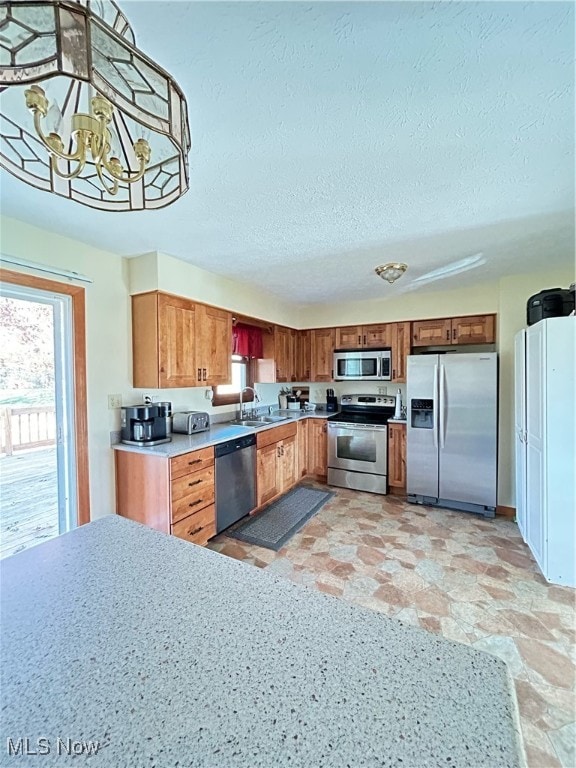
[515,317,575,587]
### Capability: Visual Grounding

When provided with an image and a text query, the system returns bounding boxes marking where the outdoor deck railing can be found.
[0,406,56,456]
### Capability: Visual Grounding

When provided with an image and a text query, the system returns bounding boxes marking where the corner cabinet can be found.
[387,423,406,491]
[411,315,496,347]
[132,291,232,388]
[115,446,216,546]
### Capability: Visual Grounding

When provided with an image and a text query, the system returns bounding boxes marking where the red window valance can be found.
[232,323,263,359]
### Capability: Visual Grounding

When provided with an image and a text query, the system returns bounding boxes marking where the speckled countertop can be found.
[0,517,522,767]
[113,410,332,458]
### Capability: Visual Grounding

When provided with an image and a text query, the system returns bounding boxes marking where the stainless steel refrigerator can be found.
[406,353,498,518]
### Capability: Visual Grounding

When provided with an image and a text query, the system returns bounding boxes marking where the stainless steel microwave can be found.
[333,348,392,381]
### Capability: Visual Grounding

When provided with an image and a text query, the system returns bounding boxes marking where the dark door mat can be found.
[226,485,334,551]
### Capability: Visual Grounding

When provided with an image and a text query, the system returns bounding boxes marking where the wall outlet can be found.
[108,394,122,409]
[142,393,155,404]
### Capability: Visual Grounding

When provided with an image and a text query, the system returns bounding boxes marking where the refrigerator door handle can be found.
[433,363,439,448]
[439,363,446,448]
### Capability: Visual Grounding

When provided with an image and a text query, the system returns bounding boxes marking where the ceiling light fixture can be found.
[0,1,191,211]
[374,263,408,284]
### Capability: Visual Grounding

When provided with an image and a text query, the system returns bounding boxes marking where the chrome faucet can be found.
[240,386,260,419]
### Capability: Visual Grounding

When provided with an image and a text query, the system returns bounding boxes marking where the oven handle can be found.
[328,422,388,431]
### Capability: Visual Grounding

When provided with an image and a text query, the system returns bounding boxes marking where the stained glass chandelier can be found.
[0,1,191,211]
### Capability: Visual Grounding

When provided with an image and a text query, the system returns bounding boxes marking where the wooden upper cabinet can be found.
[295,330,312,382]
[311,328,335,382]
[390,322,411,382]
[411,315,496,347]
[411,318,452,347]
[335,326,362,349]
[335,324,388,349]
[132,292,231,388]
[196,304,232,386]
[363,324,389,348]
[274,326,294,382]
[452,315,495,344]
[132,292,198,389]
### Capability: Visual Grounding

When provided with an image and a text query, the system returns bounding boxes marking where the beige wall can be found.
[129,251,297,327]
[1,214,573,517]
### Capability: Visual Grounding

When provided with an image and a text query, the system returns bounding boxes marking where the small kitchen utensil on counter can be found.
[393,389,402,420]
[287,396,301,411]
[157,401,173,435]
[172,411,210,434]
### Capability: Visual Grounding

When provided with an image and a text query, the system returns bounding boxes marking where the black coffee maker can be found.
[120,405,171,446]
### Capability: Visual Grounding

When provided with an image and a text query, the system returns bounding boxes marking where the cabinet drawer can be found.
[171,504,216,546]
[171,467,215,523]
[256,421,297,449]
[171,446,214,479]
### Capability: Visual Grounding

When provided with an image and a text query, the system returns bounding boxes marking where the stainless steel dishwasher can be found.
[215,433,256,533]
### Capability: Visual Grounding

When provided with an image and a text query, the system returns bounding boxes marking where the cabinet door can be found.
[311,329,335,382]
[297,419,308,477]
[158,294,199,388]
[295,330,312,381]
[335,326,362,349]
[363,324,389,348]
[452,315,495,345]
[280,434,298,492]
[391,322,411,382]
[274,326,292,382]
[257,443,280,506]
[308,419,327,476]
[411,318,452,347]
[388,424,406,488]
[197,304,232,386]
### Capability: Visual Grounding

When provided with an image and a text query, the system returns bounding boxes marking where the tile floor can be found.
[208,484,576,768]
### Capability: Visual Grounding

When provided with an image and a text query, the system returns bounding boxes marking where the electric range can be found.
[327,394,396,495]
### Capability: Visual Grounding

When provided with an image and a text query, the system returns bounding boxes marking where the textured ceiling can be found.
[1,1,574,303]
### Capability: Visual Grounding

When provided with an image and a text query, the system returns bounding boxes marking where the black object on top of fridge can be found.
[527,288,574,326]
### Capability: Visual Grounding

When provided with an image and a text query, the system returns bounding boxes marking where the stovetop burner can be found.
[327,393,396,425]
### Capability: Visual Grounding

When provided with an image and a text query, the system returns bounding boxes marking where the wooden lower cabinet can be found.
[388,423,406,491]
[297,419,308,477]
[115,445,216,546]
[308,418,327,478]
[256,422,298,507]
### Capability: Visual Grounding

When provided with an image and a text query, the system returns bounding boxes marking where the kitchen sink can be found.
[228,415,291,428]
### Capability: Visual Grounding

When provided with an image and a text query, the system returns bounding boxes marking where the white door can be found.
[514,330,527,538]
[525,323,546,571]
[0,283,77,557]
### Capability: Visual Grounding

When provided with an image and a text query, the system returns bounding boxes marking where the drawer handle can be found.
[203,368,207,381]
[188,499,203,508]
[188,478,202,487]
[188,526,203,536]
[197,368,202,381]
[188,459,202,465]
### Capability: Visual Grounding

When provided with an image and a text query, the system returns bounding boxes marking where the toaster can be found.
[172,411,210,434]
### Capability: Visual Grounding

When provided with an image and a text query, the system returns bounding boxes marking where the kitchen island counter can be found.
[1,516,522,767]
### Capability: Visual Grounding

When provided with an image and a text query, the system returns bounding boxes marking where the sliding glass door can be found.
[0,283,77,557]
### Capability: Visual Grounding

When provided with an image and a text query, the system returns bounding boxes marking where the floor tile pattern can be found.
[208,485,575,768]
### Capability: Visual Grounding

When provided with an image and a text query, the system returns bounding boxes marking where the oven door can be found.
[333,350,382,380]
[327,422,388,475]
